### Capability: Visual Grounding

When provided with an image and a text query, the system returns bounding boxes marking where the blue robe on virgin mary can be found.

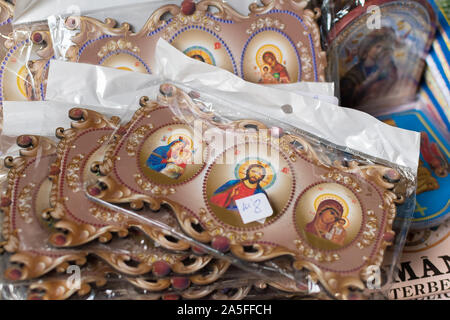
[146,140,183,172]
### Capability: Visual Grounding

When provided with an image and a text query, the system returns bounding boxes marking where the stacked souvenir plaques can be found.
[0,40,419,299]
[1,0,328,108]
[0,80,417,300]
[0,0,442,302]
[0,129,321,300]
[0,0,333,301]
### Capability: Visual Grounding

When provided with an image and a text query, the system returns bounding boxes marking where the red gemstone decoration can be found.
[212,236,230,252]
[66,18,77,28]
[1,197,11,207]
[160,84,174,96]
[171,277,190,290]
[188,91,201,99]
[162,294,180,300]
[88,187,101,197]
[53,234,67,246]
[17,136,32,147]
[181,0,196,16]
[153,261,171,277]
[348,293,361,300]
[32,32,43,44]
[383,232,395,242]
[385,169,399,180]
[8,269,22,280]
[70,109,83,119]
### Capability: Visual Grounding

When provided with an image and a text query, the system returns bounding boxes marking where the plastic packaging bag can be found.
[322,0,436,111]
[375,100,449,230]
[0,2,53,106]
[46,39,421,173]
[0,99,318,300]
[0,0,334,127]
[39,39,420,299]
[46,0,328,86]
[92,80,416,299]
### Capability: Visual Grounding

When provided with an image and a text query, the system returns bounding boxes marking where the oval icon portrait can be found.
[138,124,206,186]
[1,41,36,101]
[205,143,294,229]
[295,183,363,250]
[241,30,300,84]
[99,50,151,74]
[169,27,236,74]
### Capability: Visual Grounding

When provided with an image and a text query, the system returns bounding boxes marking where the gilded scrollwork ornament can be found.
[63,0,325,82]
[88,83,407,299]
[46,107,197,254]
[0,135,88,280]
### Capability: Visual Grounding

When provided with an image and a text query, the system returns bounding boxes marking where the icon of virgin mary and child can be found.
[259,51,291,84]
[305,199,347,246]
[146,136,193,179]
[340,27,400,107]
[210,163,268,211]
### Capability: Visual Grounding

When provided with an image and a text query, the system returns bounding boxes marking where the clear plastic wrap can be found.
[31,38,422,300]
[46,0,328,87]
[0,0,335,132]
[0,0,53,106]
[0,1,53,189]
[75,78,418,300]
[46,40,422,172]
[375,100,449,230]
[0,100,323,300]
[322,0,437,112]
[0,91,417,299]
[0,2,426,300]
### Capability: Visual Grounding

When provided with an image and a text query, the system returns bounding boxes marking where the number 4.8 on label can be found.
[235,193,273,225]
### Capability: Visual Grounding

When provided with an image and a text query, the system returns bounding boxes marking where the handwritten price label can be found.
[235,193,273,225]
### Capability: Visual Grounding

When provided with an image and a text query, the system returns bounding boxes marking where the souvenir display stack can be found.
[0,0,447,301]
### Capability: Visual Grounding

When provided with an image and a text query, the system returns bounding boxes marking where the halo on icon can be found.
[256,44,283,69]
[167,133,194,150]
[313,193,350,228]
[234,157,276,190]
[183,46,216,66]
[16,65,29,98]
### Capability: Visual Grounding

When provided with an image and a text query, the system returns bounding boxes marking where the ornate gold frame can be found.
[44,108,200,253]
[63,0,326,82]
[26,260,112,300]
[125,259,231,292]
[0,136,88,280]
[0,134,217,280]
[1,26,54,104]
[0,0,13,24]
[27,258,232,300]
[89,84,408,299]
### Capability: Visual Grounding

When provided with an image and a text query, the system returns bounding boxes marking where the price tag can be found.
[235,193,273,225]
